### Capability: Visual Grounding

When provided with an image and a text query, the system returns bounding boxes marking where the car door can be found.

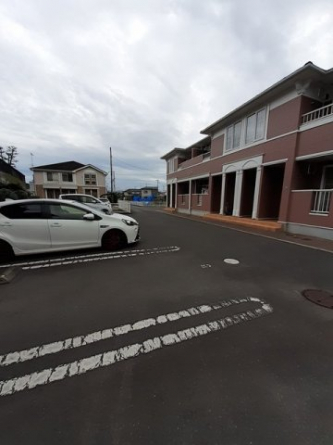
[46,202,100,250]
[0,202,51,253]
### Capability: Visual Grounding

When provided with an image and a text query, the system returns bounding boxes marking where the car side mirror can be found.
[83,213,95,221]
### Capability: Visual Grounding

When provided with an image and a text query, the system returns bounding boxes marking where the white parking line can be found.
[0,297,253,367]
[0,298,273,397]
[0,246,180,270]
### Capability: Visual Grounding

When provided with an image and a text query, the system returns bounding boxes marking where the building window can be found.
[62,173,73,182]
[246,108,266,144]
[84,189,98,197]
[47,172,56,181]
[84,174,97,185]
[226,121,242,151]
[167,158,176,174]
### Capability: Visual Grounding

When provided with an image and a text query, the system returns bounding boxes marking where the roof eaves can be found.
[201,62,329,135]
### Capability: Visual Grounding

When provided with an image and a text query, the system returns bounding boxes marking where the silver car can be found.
[59,194,112,214]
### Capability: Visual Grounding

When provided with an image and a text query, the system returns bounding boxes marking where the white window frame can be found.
[46,172,56,182]
[62,172,73,182]
[226,121,242,152]
[245,108,266,144]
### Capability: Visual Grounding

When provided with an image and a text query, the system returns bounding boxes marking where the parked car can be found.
[59,194,112,214]
[0,199,139,260]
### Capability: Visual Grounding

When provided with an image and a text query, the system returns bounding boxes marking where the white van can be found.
[59,194,112,214]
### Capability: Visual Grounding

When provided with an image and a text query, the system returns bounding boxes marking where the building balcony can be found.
[301,103,333,126]
[289,189,333,228]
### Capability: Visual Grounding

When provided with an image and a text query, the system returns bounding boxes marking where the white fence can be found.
[112,200,131,213]
[301,103,333,125]
[311,190,332,214]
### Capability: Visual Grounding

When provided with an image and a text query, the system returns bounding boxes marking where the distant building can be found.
[162,62,333,240]
[124,186,158,201]
[31,161,107,198]
[0,159,26,188]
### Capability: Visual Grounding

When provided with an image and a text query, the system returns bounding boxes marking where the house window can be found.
[84,174,97,185]
[47,172,56,181]
[246,108,266,144]
[167,159,176,174]
[62,173,73,182]
[226,121,242,151]
[84,189,98,197]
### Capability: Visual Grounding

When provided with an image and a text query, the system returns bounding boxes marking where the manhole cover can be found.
[302,289,333,309]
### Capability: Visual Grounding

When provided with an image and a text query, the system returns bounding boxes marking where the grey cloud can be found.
[1,0,333,189]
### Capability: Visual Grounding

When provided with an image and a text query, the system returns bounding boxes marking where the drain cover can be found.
[302,289,333,309]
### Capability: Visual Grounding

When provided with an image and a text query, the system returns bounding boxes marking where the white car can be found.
[59,194,112,214]
[0,199,139,260]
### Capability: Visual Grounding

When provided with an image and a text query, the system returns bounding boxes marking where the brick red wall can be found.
[211,135,224,158]
[288,191,333,228]
[267,96,302,139]
[191,194,210,211]
[297,122,333,158]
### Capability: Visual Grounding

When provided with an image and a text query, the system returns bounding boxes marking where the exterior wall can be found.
[288,191,333,228]
[211,135,224,158]
[33,171,44,185]
[177,195,189,208]
[191,194,210,212]
[267,96,302,139]
[297,122,333,158]
[75,168,106,188]
[35,184,46,198]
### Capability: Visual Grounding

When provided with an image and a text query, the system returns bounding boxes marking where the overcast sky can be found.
[1,0,332,190]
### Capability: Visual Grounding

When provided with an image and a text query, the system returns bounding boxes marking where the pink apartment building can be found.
[162,62,333,241]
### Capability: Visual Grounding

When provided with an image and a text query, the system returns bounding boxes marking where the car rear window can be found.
[0,203,44,219]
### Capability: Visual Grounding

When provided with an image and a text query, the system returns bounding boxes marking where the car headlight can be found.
[122,219,138,226]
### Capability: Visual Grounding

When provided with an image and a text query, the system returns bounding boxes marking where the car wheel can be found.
[0,241,14,263]
[102,230,127,251]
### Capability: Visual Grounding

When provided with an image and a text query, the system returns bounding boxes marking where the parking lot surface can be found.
[0,207,333,445]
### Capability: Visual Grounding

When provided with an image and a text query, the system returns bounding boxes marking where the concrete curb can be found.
[161,210,333,254]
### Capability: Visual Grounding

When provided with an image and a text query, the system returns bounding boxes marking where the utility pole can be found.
[110,147,113,194]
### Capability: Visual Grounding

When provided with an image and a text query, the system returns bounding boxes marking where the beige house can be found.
[31,161,107,198]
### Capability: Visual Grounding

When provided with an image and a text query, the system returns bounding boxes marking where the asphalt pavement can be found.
[0,206,332,445]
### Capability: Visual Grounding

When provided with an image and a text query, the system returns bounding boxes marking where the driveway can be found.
[0,207,332,445]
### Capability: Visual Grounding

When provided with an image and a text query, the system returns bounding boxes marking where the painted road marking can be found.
[200,264,212,268]
[224,258,240,265]
[0,297,252,367]
[0,298,273,397]
[0,246,180,270]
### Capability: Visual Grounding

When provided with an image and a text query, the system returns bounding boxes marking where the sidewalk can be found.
[162,208,333,253]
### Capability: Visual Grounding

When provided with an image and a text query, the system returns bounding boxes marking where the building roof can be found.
[0,159,25,182]
[160,148,187,160]
[201,62,333,135]
[31,161,85,171]
[31,161,107,175]
[141,186,158,190]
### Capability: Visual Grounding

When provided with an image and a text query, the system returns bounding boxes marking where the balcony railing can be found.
[301,103,333,125]
[311,189,332,214]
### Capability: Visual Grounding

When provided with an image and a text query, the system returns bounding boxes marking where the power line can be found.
[114,159,153,171]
